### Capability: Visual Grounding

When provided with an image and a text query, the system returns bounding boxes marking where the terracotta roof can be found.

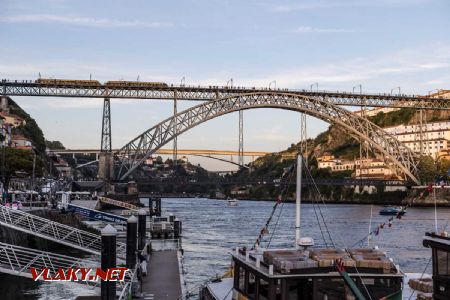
[12,134,29,141]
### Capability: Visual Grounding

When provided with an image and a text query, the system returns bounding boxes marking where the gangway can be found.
[0,205,126,260]
[0,241,98,287]
[67,203,127,224]
[0,241,135,293]
[98,196,139,210]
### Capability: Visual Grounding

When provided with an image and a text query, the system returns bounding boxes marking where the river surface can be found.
[3,198,450,299]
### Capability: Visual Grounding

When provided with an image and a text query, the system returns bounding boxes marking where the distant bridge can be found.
[51,148,269,157]
[54,148,268,169]
[137,178,408,187]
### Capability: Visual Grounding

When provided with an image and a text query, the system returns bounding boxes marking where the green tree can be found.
[0,148,43,190]
[417,156,437,184]
[45,140,65,149]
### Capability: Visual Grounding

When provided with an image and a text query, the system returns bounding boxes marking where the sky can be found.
[0,0,449,170]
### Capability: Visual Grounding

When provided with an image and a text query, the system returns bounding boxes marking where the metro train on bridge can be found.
[35,78,168,88]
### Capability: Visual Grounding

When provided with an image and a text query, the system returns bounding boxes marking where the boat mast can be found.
[296,154,302,249]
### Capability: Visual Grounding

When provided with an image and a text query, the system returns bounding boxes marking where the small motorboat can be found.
[379,206,406,216]
[227,198,239,207]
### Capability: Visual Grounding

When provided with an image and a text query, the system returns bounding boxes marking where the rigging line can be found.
[406,210,450,300]
[265,164,297,248]
[302,158,374,300]
[253,162,296,249]
[303,162,334,245]
[350,192,424,248]
[407,256,432,300]
[266,202,285,248]
[311,194,329,247]
[303,161,335,247]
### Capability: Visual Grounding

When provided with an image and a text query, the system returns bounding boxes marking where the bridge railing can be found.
[0,205,126,259]
[0,79,430,98]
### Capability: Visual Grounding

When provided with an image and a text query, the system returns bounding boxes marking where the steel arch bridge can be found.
[115,92,420,183]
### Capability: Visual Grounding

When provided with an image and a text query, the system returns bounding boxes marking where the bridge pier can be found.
[98,152,114,181]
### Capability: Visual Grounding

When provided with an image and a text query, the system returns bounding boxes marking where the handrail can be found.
[0,241,99,288]
[0,204,126,260]
[0,241,133,292]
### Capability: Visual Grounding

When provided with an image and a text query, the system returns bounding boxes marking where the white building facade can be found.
[383,121,450,158]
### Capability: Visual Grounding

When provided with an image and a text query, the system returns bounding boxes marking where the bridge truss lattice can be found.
[115,92,421,183]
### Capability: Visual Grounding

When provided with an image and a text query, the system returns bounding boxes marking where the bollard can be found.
[149,198,154,217]
[174,219,181,239]
[138,208,147,251]
[169,213,175,223]
[156,198,162,217]
[101,224,117,300]
[126,215,138,269]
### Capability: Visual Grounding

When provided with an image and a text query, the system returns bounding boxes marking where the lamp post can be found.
[352,84,362,94]
[180,76,185,87]
[269,80,277,90]
[390,86,401,95]
[310,82,318,92]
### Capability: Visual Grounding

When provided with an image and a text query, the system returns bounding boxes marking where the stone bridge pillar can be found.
[98,152,114,181]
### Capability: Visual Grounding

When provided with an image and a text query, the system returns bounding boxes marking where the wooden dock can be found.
[141,249,182,300]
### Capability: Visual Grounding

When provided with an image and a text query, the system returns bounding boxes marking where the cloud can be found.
[230,44,450,92]
[272,0,432,12]
[273,2,349,12]
[1,14,174,28]
[291,26,355,33]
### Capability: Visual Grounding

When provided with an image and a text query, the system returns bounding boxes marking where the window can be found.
[437,250,450,276]
[259,278,269,300]
[238,266,246,291]
[248,272,256,298]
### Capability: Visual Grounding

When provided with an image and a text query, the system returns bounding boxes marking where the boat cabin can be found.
[423,232,450,300]
[229,247,403,300]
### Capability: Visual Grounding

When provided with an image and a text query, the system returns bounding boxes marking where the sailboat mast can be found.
[296,154,302,249]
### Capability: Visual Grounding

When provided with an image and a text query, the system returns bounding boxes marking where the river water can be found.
[163,198,447,296]
[3,198,450,299]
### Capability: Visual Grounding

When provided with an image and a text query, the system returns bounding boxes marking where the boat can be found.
[379,206,406,216]
[227,198,239,207]
[201,155,404,300]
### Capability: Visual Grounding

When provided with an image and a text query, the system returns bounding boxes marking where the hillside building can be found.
[383,121,450,158]
[11,134,33,150]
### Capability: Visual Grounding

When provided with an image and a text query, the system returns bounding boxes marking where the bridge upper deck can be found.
[2,79,449,109]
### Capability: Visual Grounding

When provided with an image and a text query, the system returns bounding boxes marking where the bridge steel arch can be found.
[115,92,420,183]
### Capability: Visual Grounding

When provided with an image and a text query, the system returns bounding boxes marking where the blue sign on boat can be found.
[67,204,127,224]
